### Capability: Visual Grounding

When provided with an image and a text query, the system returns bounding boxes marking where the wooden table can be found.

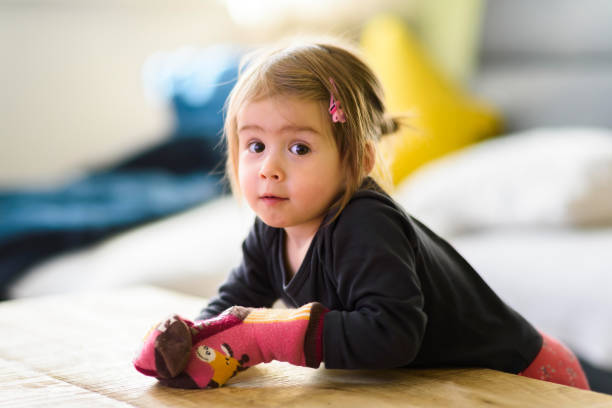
[1,286,611,407]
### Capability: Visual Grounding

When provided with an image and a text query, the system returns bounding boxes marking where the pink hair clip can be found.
[328,78,346,123]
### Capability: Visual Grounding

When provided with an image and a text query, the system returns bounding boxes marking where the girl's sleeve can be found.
[322,199,427,369]
[196,219,278,320]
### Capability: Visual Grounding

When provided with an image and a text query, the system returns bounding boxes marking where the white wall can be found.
[0,0,238,187]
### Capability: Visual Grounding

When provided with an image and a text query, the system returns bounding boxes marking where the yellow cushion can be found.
[360,14,502,185]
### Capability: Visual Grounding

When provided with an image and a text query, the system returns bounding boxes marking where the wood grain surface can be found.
[1,286,611,408]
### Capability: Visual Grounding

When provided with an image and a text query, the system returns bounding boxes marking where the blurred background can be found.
[2,0,612,393]
[0,0,484,292]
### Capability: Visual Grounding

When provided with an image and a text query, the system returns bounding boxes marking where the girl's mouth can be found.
[260,195,288,205]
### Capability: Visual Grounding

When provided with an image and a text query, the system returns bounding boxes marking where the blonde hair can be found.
[223,39,401,220]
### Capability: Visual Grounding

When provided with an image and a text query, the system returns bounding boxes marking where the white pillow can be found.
[393,127,612,236]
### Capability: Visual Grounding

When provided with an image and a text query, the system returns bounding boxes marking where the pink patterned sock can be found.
[158,302,328,389]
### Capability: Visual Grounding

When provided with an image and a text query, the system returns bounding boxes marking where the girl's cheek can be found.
[240,158,256,178]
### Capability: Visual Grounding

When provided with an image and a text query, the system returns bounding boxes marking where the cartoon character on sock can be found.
[193,343,249,388]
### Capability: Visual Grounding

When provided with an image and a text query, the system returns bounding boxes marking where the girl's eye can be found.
[248,141,265,153]
[290,143,310,155]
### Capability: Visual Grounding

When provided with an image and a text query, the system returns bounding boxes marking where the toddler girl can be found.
[134,41,589,390]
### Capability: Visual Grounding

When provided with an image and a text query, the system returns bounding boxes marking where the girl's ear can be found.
[364,142,376,175]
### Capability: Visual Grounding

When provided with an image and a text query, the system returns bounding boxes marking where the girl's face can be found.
[236,95,345,236]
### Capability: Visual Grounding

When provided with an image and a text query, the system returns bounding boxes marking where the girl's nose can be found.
[259,155,285,181]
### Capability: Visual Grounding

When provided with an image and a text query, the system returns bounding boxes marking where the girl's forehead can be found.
[237,95,331,136]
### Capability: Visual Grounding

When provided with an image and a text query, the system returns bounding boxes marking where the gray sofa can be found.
[473,0,612,131]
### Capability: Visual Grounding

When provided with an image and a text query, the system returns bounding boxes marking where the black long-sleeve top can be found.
[197,180,542,373]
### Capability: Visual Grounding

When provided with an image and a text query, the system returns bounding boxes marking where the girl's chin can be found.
[256,215,288,229]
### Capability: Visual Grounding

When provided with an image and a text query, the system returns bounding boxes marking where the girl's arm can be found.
[196,218,278,320]
[323,199,427,369]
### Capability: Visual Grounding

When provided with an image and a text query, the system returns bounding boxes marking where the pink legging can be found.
[518,332,590,390]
